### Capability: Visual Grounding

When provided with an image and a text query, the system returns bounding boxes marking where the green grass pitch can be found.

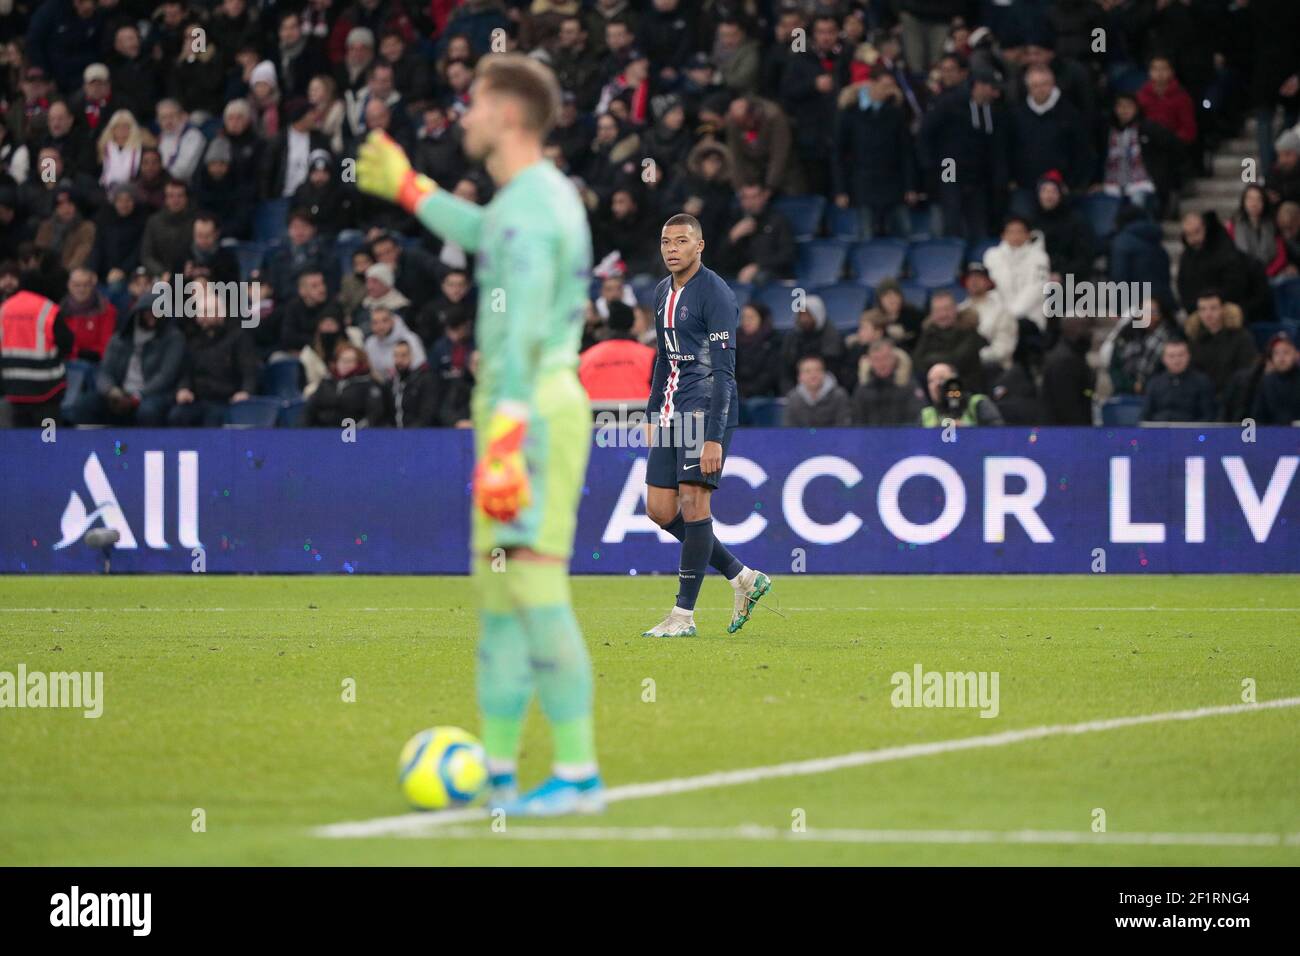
[1,574,1297,866]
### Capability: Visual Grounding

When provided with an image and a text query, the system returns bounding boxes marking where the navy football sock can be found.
[675,517,715,612]
[663,512,744,581]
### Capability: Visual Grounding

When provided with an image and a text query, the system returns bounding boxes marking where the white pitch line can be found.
[403,825,1300,848]
[313,696,1300,840]
[4,606,1299,613]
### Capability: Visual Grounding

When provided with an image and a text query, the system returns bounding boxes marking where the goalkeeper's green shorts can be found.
[471,370,591,559]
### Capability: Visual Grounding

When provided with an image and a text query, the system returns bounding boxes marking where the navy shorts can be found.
[645,414,734,490]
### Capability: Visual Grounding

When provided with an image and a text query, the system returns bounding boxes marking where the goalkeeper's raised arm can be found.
[356,130,485,253]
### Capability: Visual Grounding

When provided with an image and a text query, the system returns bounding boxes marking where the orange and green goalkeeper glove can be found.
[474,409,531,522]
[356,130,437,213]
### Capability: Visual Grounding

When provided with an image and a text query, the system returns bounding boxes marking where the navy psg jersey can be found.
[646,264,740,442]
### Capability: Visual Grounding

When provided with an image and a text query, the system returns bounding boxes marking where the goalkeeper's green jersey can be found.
[415,159,592,417]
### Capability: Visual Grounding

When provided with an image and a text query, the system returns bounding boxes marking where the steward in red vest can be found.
[0,289,73,426]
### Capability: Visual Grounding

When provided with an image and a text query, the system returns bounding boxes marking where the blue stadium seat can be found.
[337,246,357,281]
[259,359,303,399]
[795,239,849,287]
[253,198,290,244]
[930,282,966,304]
[757,283,801,329]
[235,241,265,281]
[1272,277,1300,321]
[740,397,786,426]
[814,282,871,331]
[107,285,135,318]
[1079,193,1122,242]
[335,231,365,278]
[1250,322,1284,352]
[61,359,96,414]
[1248,320,1300,352]
[899,280,929,311]
[1101,395,1143,426]
[771,195,826,241]
[628,274,657,299]
[906,238,965,288]
[848,238,908,286]
[1110,64,1147,96]
[727,281,754,305]
[907,203,934,240]
[225,397,283,427]
[825,204,861,241]
[634,282,658,308]
[277,398,307,428]
[967,238,997,264]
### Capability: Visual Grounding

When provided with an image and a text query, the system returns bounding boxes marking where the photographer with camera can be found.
[919,362,1003,427]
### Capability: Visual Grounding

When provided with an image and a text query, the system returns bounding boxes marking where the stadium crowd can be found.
[0,0,1298,430]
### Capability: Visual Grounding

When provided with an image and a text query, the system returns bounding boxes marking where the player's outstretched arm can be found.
[356,131,485,253]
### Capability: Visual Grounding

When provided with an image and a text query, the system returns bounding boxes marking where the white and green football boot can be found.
[641,607,697,637]
[728,568,772,634]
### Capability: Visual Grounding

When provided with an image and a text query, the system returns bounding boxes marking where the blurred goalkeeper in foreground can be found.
[357,55,600,817]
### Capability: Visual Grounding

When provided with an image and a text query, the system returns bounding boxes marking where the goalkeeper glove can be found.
[356,130,437,213]
[474,408,531,523]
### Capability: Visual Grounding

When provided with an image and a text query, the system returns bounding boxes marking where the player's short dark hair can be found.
[475,54,561,135]
[663,213,702,238]
[1195,289,1223,304]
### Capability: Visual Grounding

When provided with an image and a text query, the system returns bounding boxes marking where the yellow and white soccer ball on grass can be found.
[398,726,488,810]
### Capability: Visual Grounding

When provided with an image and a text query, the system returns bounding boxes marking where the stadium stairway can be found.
[1164,115,1270,280]
[1091,115,1283,410]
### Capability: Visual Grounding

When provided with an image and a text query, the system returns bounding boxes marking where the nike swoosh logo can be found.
[683,464,700,470]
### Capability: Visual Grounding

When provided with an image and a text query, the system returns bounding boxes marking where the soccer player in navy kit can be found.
[642,213,771,637]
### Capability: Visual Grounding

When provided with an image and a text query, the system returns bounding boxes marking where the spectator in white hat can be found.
[357,261,411,334]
